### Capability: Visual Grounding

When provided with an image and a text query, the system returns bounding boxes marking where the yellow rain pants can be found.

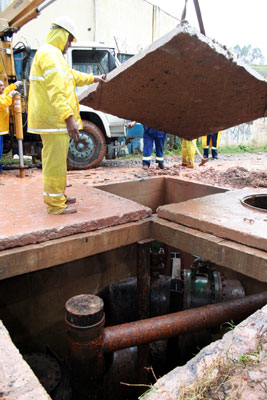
[182,139,196,168]
[41,133,70,214]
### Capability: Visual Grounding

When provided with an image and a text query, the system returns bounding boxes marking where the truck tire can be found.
[67,120,107,170]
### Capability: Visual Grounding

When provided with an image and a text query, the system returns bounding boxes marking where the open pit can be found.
[0,174,266,400]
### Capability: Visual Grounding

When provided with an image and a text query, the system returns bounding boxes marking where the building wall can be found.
[12,0,178,53]
[13,0,96,49]
[220,118,267,147]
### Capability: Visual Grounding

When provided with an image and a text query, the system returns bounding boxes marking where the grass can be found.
[176,338,263,400]
[0,154,40,166]
[219,144,267,154]
[119,144,267,158]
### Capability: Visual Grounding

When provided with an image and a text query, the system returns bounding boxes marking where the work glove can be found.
[14,80,23,88]
[9,90,20,98]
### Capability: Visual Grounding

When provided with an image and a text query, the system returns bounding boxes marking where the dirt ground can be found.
[94,152,267,189]
[1,151,267,189]
[68,151,267,189]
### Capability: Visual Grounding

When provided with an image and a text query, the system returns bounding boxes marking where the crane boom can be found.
[0,0,55,34]
[0,0,56,178]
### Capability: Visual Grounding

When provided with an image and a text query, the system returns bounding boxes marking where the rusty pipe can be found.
[65,294,105,400]
[103,292,267,353]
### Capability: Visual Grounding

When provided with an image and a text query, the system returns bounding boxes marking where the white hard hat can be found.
[52,16,77,40]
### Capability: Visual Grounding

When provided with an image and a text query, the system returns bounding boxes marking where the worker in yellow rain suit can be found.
[0,80,22,172]
[202,132,222,159]
[28,16,105,214]
[181,139,197,168]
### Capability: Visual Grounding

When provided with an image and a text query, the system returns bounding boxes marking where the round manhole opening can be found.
[241,194,267,212]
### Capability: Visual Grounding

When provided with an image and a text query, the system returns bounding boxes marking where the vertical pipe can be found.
[152,5,160,43]
[93,0,97,42]
[12,94,25,178]
[137,240,152,392]
[137,239,151,320]
[65,294,105,400]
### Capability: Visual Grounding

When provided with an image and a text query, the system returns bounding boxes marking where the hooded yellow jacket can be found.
[0,83,16,135]
[28,28,94,134]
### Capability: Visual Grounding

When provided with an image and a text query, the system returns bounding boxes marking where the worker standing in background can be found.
[28,16,105,215]
[202,132,222,159]
[181,139,196,168]
[142,125,167,170]
[0,80,22,172]
[127,122,167,170]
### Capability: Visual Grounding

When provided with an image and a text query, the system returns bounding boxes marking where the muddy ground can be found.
[1,152,267,189]
[69,152,267,189]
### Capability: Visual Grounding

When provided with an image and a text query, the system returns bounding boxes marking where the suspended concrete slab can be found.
[157,188,267,253]
[79,23,267,140]
[0,178,151,251]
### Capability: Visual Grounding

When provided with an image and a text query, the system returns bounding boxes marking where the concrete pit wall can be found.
[0,177,265,365]
[0,244,137,359]
[0,177,266,400]
[97,177,227,213]
[0,178,226,360]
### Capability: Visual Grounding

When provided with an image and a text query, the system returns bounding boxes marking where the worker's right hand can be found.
[9,90,20,98]
[65,115,80,141]
[94,75,106,83]
[14,80,23,88]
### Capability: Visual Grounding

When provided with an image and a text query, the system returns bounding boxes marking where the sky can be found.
[151,0,267,60]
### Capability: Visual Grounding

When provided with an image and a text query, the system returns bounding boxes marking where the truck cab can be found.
[66,41,126,169]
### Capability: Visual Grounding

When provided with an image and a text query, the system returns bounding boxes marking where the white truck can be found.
[66,41,127,169]
[13,40,128,169]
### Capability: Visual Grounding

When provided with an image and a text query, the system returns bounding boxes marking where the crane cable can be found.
[180,0,206,36]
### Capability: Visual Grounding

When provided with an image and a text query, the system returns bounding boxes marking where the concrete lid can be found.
[79,23,267,140]
[157,188,267,251]
[0,179,152,250]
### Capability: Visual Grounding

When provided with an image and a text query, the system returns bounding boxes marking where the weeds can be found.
[177,337,263,400]
[0,154,34,165]
[222,320,236,331]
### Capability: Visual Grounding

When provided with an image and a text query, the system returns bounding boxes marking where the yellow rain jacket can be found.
[28,28,94,134]
[0,83,16,135]
[27,28,95,214]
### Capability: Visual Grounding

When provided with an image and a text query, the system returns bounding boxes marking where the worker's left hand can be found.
[14,80,23,88]
[94,75,106,83]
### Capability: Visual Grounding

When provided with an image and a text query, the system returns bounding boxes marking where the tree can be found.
[233,44,265,65]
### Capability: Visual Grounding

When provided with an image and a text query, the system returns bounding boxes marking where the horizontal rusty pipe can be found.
[103,292,267,353]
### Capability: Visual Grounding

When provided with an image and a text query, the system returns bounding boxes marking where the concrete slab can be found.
[79,23,267,140]
[157,189,267,252]
[0,178,152,250]
[0,320,51,400]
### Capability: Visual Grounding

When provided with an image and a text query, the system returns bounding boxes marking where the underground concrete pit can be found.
[0,177,266,400]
